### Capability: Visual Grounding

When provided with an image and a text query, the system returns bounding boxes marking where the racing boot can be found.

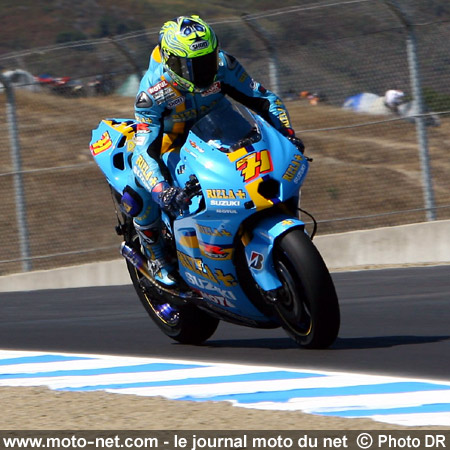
[134,219,177,287]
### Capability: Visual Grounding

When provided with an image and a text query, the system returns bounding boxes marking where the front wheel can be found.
[273,229,340,349]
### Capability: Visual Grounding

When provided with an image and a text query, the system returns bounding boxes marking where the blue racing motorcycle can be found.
[90,100,340,349]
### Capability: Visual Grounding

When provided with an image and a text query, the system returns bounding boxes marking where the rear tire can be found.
[125,228,219,345]
[273,229,340,349]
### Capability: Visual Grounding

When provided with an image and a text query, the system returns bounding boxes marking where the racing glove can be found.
[152,182,191,213]
[282,128,305,153]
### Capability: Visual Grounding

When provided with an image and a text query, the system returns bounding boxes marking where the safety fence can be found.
[1,0,449,274]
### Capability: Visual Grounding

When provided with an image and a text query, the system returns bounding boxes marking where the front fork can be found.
[240,214,305,296]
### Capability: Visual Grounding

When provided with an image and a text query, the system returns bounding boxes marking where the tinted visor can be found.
[167,48,219,89]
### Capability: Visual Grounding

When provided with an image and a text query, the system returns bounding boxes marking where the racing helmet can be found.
[159,15,219,93]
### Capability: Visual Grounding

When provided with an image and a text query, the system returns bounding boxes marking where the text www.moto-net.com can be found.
[1,432,448,450]
[2,436,159,449]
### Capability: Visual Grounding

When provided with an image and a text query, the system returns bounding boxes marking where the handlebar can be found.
[183,175,202,199]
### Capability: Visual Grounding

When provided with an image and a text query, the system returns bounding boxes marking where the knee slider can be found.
[120,186,143,217]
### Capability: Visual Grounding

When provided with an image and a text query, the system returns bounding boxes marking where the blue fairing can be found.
[90,102,309,323]
[90,119,137,194]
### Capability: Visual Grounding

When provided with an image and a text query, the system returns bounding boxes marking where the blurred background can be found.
[1,0,449,274]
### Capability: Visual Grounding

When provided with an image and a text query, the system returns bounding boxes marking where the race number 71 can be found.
[236,150,273,182]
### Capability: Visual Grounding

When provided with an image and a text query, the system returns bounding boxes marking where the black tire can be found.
[123,226,219,345]
[273,229,340,349]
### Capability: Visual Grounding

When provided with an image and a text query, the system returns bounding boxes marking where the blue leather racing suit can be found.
[126,45,293,228]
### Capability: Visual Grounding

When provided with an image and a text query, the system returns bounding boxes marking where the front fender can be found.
[243,215,305,291]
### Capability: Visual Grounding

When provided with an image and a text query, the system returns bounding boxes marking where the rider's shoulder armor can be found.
[217,51,254,94]
[135,47,185,113]
[219,51,238,70]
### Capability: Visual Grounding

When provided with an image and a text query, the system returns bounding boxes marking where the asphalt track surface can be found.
[0,265,449,380]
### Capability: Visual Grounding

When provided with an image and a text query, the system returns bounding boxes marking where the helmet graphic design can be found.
[159,15,219,92]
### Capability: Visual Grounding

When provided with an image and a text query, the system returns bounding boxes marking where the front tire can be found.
[273,229,340,349]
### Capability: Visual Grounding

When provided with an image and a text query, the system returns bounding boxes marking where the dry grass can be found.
[1,92,449,274]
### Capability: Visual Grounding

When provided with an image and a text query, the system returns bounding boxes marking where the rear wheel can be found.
[125,231,219,345]
[273,229,340,349]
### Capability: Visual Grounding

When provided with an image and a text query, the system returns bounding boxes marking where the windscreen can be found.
[190,100,261,152]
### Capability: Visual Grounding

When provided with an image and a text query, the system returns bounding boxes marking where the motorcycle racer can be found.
[122,15,303,287]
